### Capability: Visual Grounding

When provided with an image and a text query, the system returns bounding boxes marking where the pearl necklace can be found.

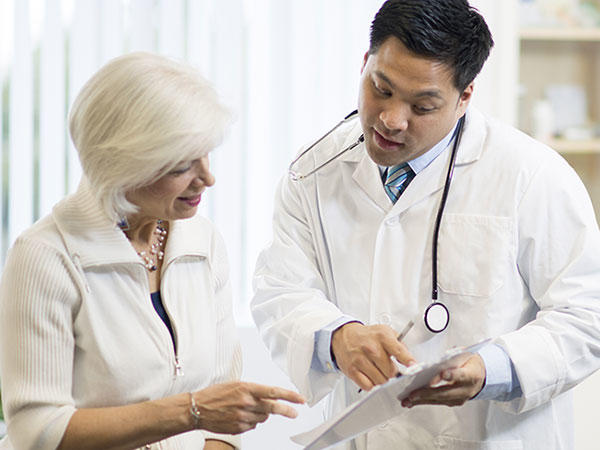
[137,220,167,272]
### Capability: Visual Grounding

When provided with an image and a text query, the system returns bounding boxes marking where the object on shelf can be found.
[532,98,555,141]
[563,125,595,140]
[545,84,588,136]
[519,0,600,27]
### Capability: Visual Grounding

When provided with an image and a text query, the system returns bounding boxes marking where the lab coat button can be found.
[326,362,333,371]
[378,421,389,430]
[385,217,399,226]
[379,313,392,325]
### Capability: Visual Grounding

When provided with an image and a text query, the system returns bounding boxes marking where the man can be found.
[252,1,600,448]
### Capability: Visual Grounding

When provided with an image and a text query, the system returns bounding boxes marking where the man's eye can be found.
[414,105,436,114]
[373,81,391,97]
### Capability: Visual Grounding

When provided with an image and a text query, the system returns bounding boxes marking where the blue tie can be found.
[384,163,414,203]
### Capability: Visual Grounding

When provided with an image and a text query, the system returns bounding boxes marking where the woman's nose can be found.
[193,157,215,187]
[202,170,215,187]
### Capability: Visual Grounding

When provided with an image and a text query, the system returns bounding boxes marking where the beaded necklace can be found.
[119,219,168,272]
[137,220,167,272]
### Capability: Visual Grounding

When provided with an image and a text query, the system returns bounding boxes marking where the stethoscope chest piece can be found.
[424,302,449,333]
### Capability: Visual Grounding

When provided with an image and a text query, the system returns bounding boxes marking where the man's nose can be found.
[379,105,409,132]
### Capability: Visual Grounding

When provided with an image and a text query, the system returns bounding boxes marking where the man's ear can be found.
[458,82,474,113]
[361,51,369,74]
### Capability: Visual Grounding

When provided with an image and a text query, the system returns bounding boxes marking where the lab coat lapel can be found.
[390,147,450,215]
[343,108,485,215]
[388,109,485,216]
[351,151,392,211]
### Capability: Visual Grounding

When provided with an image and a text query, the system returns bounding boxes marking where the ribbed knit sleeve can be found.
[0,237,80,450]
[202,229,242,449]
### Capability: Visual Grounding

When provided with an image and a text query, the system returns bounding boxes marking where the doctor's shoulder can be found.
[480,114,574,177]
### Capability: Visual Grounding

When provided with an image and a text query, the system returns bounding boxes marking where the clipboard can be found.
[291,339,490,450]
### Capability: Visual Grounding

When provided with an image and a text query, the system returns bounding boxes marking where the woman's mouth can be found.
[178,194,202,207]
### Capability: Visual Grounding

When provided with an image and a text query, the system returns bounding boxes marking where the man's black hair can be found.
[369,0,494,92]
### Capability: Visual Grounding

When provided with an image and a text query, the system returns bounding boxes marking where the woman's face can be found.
[126,155,215,221]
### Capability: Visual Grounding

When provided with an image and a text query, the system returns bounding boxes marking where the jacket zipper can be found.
[161,257,185,380]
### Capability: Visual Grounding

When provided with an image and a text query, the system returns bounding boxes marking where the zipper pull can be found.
[174,356,184,378]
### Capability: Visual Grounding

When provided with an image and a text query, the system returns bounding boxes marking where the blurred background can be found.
[1,0,600,448]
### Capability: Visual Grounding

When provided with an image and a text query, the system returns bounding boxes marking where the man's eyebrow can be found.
[374,70,445,100]
[414,90,444,100]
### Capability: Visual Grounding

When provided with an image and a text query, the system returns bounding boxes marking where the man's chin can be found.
[366,147,407,167]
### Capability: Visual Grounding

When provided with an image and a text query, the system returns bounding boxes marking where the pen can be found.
[358,319,415,393]
[397,319,415,343]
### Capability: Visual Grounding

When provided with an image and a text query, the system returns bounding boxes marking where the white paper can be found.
[291,339,490,450]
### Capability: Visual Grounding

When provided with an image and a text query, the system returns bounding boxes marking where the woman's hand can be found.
[191,382,305,434]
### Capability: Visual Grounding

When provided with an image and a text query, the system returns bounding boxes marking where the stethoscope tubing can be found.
[288,110,362,181]
[289,110,467,333]
[431,115,465,302]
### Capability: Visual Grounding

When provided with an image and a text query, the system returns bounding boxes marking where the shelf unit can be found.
[518,24,600,216]
[520,26,600,42]
[545,138,600,154]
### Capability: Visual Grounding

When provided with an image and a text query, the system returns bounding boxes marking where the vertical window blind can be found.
[0,0,384,320]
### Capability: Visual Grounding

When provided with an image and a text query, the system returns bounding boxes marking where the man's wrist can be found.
[312,316,362,373]
[330,321,363,368]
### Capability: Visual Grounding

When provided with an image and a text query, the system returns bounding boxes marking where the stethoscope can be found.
[288,110,466,333]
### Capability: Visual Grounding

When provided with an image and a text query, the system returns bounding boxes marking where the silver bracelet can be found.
[189,392,202,428]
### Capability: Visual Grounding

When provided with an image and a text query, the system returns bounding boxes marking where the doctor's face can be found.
[358,37,473,167]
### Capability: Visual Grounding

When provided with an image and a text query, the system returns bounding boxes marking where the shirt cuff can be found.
[474,343,522,401]
[312,316,362,373]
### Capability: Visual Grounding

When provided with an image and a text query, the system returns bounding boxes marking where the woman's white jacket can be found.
[252,107,600,449]
[0,181,241,449]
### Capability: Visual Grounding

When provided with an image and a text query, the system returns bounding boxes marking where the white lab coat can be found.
[252,107,600,449]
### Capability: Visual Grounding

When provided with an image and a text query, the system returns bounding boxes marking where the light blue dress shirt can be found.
[312,119,522,401]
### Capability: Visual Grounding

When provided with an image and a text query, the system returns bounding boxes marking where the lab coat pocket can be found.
[437,214,512,298]
[434,435,523,450]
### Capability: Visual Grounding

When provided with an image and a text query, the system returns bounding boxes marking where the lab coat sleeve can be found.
[252,177,348,405]
[0,238,79,450]
[496,154,600,414]
[201,230,242,449]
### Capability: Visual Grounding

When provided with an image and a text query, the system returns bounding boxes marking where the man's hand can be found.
[331,322,416,391]
[401,353,486,408]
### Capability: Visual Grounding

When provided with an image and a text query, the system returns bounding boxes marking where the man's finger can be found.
[355,355,392,386]
[352,370,375,391]
[383,338,416,368]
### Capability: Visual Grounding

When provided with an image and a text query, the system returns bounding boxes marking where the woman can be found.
[0,52,304,449]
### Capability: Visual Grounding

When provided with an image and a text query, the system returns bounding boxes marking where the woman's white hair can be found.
[69,51,232,221]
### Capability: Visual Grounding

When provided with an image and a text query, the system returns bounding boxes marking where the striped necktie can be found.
[384,163,414,203]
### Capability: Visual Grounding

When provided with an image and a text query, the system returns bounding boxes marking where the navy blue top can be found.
[150,291,175,348]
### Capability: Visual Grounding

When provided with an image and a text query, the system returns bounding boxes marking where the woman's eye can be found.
[169,166,191,176]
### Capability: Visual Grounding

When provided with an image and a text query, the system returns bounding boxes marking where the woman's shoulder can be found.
[11,213,66,257]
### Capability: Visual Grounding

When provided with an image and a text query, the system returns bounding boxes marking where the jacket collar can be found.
[346,107,487,213]
[52,179,210,269]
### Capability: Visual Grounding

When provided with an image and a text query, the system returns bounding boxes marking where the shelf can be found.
[545,138,600,154]
[520,27,600,42]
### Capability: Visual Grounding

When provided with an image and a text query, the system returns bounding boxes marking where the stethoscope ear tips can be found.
[424,302,450,333]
